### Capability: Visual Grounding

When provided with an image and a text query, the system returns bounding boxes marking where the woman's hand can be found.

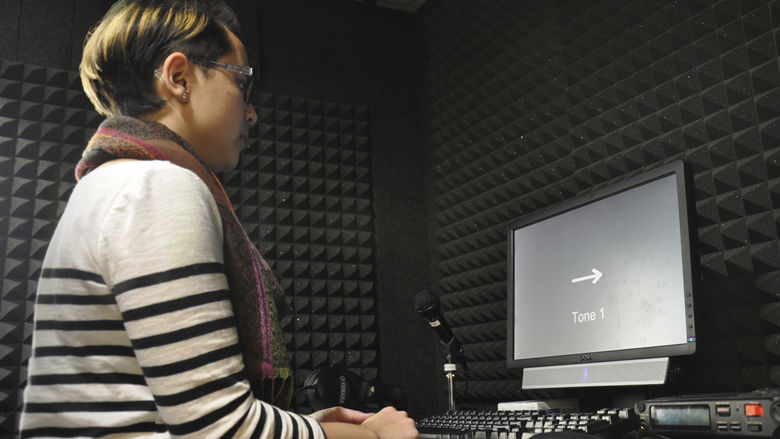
[316,406,418,439]
[361,406,418,439]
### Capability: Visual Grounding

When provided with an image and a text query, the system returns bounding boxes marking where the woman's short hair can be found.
[80,0,240,117]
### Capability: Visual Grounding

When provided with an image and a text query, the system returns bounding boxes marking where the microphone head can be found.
[415,290,441,319]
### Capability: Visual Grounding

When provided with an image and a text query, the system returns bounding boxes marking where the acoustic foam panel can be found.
[223,92,378,410]
[422,0,780,403]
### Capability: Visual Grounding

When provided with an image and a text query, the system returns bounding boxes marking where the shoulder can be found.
[87,161,225,280]
[82,159,206,190]
[78,160,216,210]
[70,159,223,239]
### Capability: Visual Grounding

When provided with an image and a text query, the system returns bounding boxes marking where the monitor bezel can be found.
[506,160,696,369]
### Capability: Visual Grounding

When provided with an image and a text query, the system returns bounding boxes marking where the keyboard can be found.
[416,408,640,439]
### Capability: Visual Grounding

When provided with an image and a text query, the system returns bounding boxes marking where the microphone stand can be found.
[442,339,465,413]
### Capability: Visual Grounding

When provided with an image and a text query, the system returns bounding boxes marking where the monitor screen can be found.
[507,161,696,388]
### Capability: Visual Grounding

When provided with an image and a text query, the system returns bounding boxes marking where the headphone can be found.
[301,367,406,411]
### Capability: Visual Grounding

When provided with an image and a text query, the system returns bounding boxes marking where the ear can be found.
[156,52,193,104]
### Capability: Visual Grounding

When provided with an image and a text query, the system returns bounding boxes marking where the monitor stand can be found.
[522,357,669,389]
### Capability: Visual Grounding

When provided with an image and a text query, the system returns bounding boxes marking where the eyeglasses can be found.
[195,59,255,104]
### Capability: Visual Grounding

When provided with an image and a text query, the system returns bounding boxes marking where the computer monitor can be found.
[506,161,696,389]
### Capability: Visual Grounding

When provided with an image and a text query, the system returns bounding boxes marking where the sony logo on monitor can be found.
[579,354,592,362]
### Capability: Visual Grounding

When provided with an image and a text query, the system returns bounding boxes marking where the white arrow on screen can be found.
[571,268,603,285]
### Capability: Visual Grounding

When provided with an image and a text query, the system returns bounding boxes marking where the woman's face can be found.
[187,30,256,173]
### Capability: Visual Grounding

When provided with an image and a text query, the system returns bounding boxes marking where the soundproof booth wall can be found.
[0,59,379,436]
[421,0,780,405]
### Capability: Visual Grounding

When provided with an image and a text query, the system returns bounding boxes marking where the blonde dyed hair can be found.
[80,0,239,117]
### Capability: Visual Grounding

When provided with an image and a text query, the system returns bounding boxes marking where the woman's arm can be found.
[100,162,322,438]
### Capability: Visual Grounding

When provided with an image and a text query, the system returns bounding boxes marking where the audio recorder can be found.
[635,389,780,437]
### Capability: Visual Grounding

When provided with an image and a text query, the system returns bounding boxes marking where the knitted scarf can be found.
[76,116,292,407]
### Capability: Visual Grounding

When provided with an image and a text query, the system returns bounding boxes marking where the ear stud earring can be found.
[153,69,162,79]
[182,92,189,101]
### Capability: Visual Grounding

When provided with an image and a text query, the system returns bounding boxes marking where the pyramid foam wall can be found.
[222,92,378,410]
[422,0,780,403]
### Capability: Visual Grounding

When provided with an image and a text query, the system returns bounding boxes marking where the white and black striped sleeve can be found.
[96,162,323,438]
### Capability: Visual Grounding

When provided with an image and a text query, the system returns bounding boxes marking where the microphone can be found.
[415,290,464,361]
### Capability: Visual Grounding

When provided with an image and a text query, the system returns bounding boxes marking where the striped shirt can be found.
[20,160,324,439]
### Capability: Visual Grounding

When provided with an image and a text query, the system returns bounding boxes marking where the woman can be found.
[19,1,418,438]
